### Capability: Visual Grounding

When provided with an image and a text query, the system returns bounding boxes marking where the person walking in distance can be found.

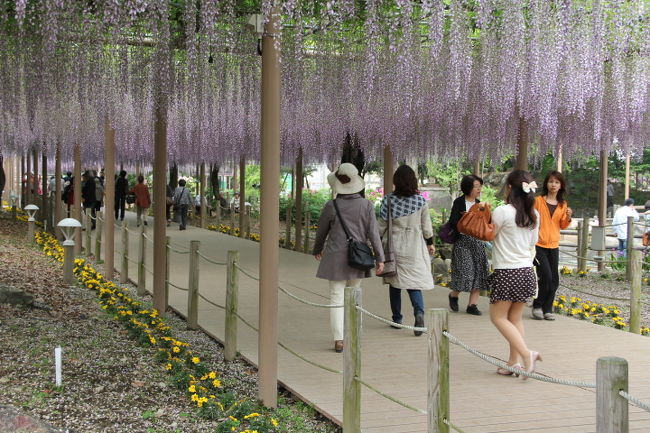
[612,198,640,256]
[377,165,435,336]
[173,179,193,230]
[312,163,384,353]
[489,170,541,378]
[447,175,489,315]
[115,170,128,221]
[130,175,151,227]
[531,171,572,321]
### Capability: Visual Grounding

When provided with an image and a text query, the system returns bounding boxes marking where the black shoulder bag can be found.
[333,199,375,271]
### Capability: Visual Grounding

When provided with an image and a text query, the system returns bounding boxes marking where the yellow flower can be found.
[172,346,180,353]
[191,393,199,402]
[165,363,172,370]
[212,379,221,388]
[188,385,196,393]
[229,416,238,422]
[244,413,260,419]
[271,418,279,427]
[208,371,217,379]
[191,356,200,364]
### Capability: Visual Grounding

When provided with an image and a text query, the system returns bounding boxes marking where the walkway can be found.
[100,213,650,433]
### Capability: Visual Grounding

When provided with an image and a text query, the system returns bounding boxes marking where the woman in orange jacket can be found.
[531,171,572,320]
[130,175,151,227]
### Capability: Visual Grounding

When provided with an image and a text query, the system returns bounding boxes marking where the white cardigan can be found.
[491,204,540,269]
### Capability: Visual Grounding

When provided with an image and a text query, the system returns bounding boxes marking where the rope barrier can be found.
[442,331,597,388]
[196,251,227,266]
[278,285,343,308]
[619,390,650,413]
[234,264,260,281]
[560,250,628,265]
[144,265,153,275]
[279,280,329,300]
[126,257,139,265]
[354,376,426,414]
[143,233,154,243]
[559,283,650,306]
[166,279,188,292]
[167,246,190,254]
[443,418,469,433]
[197,293,225,310]
[355,305,428,333]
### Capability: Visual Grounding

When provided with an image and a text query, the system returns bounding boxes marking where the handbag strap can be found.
[332,199,353,242]
[386,195,393,250]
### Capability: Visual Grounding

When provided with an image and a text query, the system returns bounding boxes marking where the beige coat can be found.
[378,203,434,290]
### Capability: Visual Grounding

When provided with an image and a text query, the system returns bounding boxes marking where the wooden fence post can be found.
[94,211,103,261]
[225,250,239,361]
[230,204,236,235]
[120,223,128,283]
[245,205,251,239]
[578,218,590,273]
[85,212,92,256]
[626,216,634,281]
[629,250,641,334]
[343,285,361,433]
[596,357,628,433]
[187,240,199,330]
[165,236,170,311]
[427,309,450,433]
[137,224,146,296]
[303,211,311,253]
[285,201,292,248]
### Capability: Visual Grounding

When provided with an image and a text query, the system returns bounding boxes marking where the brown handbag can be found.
[457,202,496,242]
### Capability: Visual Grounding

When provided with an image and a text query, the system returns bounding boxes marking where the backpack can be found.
[94,178,104,202]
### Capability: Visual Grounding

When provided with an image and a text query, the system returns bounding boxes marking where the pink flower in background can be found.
[420,191,430,201]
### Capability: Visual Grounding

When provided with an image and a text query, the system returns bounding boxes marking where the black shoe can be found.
[448,294,459,312]
[414,313,424,337]
[144,220,148,226]
[466,304,482,316]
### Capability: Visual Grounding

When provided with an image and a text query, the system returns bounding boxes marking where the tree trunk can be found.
[169,163,178,189]
[210,164,220,203]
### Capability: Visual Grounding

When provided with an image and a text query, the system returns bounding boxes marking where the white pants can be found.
[329,279,361,341]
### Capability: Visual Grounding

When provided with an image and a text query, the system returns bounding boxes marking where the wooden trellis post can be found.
[94,211,102,261]
[225,250,239,361]
[187,240,199,330]
[343,285,361,433]
[427,309,450,433]
[596,357,628,433]
[137,224,146,296]
[120,223,129,284]
[629,250,642,334]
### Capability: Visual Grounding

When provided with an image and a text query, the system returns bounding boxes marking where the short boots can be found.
[448,294,459,312]
[334,340,343,353]
[466,304,482,316]
[414,313,424,337]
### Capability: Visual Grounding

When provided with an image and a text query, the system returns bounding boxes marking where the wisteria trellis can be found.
[0,0,649,169]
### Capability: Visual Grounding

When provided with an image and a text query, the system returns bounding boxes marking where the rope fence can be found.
[354,376,426,414]
[619,391,650,413]
[197,251,227,266]
[166,279,188,292]
[197,293,225,310]
[234,264,260,281]
[168,246,190,254]
[278,285,342,308]
[443,418,469,433]
[356,305,428,333]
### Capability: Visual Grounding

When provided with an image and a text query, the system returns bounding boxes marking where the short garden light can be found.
[58,218,81,284]
[24,204,39,241]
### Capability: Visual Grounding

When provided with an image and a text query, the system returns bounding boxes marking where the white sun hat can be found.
[327,163,365,195]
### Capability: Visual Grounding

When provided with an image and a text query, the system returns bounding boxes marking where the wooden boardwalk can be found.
[104,213,650,433]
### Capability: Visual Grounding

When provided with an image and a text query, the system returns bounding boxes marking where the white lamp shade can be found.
[24,204,39,221]
[58,218,81,245]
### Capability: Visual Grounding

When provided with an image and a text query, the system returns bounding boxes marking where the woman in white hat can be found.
[313,163,385,353]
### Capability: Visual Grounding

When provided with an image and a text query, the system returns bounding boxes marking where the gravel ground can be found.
[0,215,340,433]
[557,271,650,327]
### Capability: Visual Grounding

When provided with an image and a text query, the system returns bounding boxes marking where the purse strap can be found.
[386,195,393,251]
[332,199,353,242]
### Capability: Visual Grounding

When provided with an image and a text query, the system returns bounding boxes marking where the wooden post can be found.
[343,285,361,433]
[120,223,129,284]
[41,148,48,230]
[427,309,450,433]
[515,117,528,171]
[187,240,199,330]
[624,153,630,200]
[303,211,311,253]
[103,117,116,280]
[138,224,146,296]
[557,144,564,172]
[165,236,170,310]
[596,357,628,433]
[85,212,92,256]
[629,250,642,334]
[200,163,206,229]
[294,148,304,250]
[239,157,246,237]
[73,144,82,256]
[230,203,236,235]
[225,250,239,361]
[579,218,590,273]
[285,200,292,248]
[626,216,634,281]
[383,146,394,196]
[598,150,608,272]
[95,211,103,261]
[245,205,251,239]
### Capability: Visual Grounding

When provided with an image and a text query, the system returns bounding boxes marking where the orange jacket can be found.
[130,183,151,209]
[534,195,571,249]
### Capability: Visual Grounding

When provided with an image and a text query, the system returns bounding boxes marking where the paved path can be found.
[98,212,650,433]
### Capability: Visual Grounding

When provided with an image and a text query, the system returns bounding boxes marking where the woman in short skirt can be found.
[489,170,541,378]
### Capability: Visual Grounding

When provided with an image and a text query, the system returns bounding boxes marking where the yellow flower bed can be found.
[34,231,283,432]
[554,295,650,335]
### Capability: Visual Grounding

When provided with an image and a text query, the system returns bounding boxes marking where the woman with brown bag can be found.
[448,175,489,315]
[378,165,435,336]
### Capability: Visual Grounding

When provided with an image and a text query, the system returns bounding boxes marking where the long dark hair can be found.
[505,170,537,229]
[542,170,567,203]
[393,165,419,197]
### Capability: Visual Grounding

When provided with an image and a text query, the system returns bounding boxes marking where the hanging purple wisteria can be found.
[0,0,649,168]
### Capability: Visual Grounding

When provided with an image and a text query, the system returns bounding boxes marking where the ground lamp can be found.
[58,218,81,284]
[10,193,17,219]
[24,204,39,241]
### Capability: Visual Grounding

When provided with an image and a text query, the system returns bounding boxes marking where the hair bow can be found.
[522,181,538,194]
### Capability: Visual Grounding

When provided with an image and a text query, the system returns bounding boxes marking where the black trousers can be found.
[115,196,126,220]
[532,246,559,314]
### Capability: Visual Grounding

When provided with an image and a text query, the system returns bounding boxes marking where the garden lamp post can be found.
[58,218,81,284]
[24,204,39,241]
[10,193,17,219]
